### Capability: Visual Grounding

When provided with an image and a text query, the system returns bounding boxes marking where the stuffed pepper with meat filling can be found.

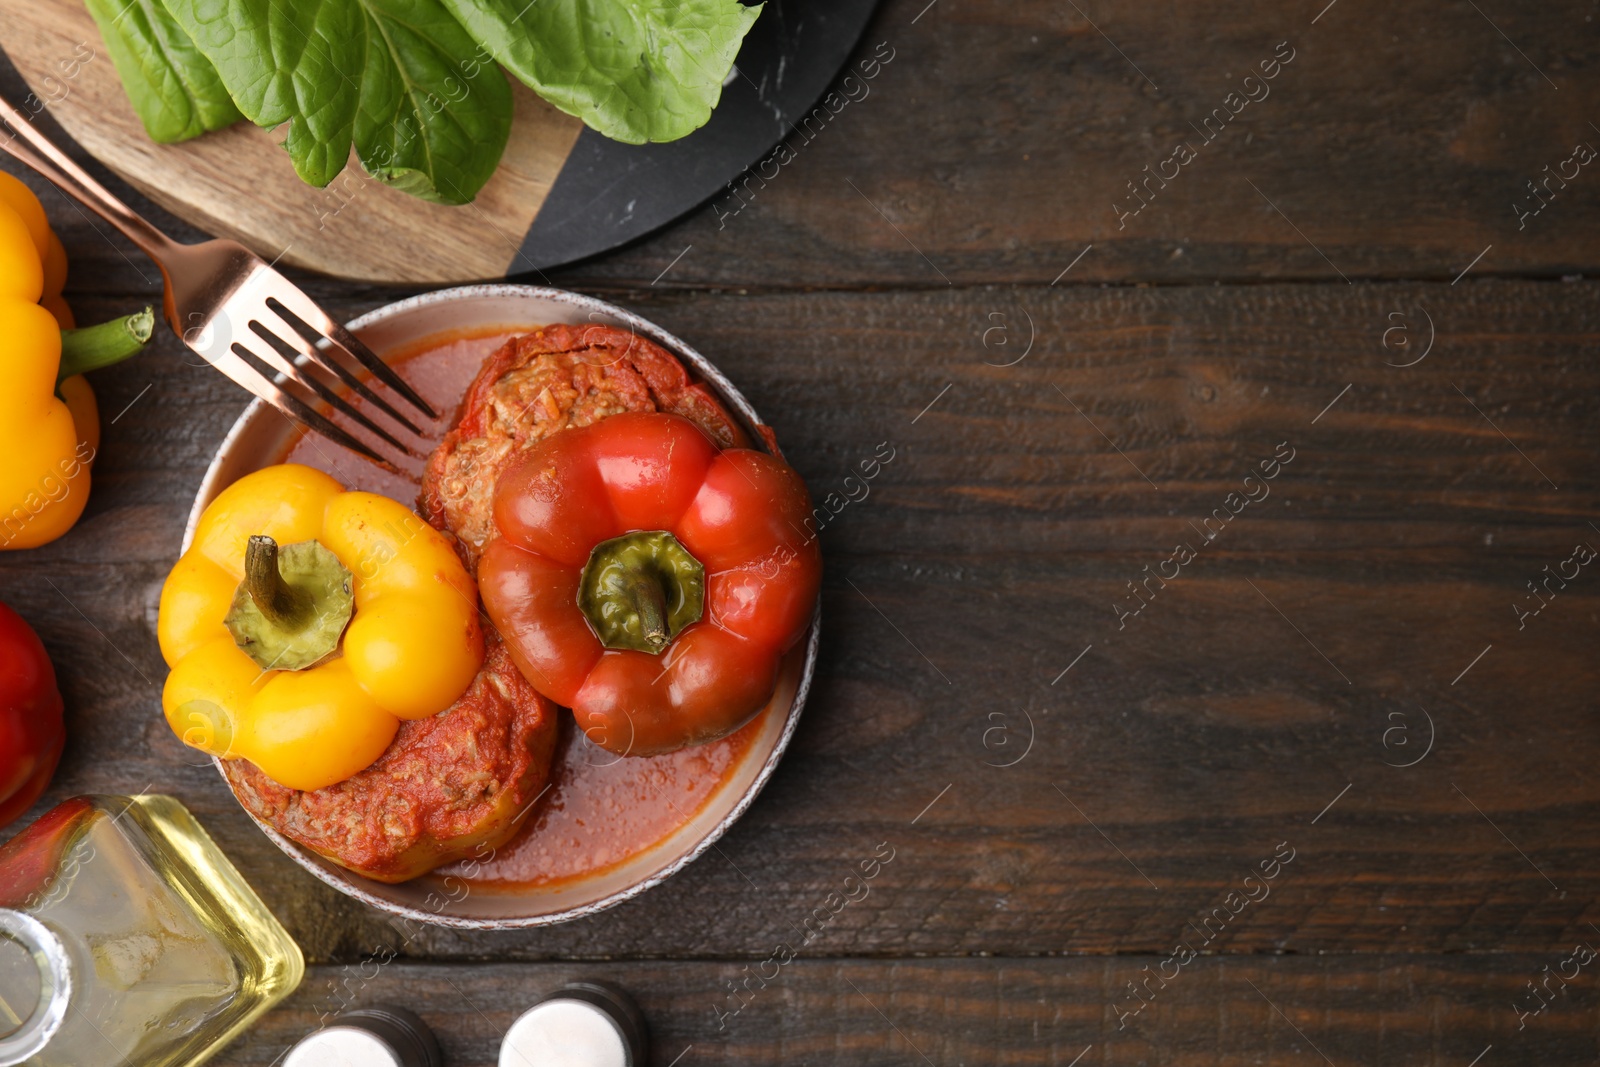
[480,411,821,757]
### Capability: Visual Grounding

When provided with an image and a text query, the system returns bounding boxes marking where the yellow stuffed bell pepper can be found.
[0,173,150,551]
[158,464,484,791]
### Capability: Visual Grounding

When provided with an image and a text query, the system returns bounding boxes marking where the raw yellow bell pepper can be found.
[0,174,150,550]
[32,197,101,454]
[0,173,48,266]
[158,464,485,791]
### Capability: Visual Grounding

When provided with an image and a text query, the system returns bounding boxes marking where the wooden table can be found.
[3,1,1599,1063]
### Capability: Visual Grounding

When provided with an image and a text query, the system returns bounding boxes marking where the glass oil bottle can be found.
[0,794,302,1066]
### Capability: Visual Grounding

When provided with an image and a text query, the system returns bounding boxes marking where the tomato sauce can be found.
[281,326,763,891]
[455,713,762,888]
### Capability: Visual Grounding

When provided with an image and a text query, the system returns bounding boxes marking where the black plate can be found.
[516,0,882,272]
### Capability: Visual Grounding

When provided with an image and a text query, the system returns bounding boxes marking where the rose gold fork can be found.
[0,91,434,472]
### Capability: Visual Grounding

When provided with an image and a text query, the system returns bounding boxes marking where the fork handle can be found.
[0,90,178,262]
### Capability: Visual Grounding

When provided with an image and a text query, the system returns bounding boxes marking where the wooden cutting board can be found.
[1,0,881,283]
[0,0,584,283]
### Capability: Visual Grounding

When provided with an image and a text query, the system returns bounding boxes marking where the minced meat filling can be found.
[421,324,745,569]
[225,638,557,883]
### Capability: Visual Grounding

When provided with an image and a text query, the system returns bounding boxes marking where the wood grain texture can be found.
[11,0,1599,290]
[2,0,1599,1057]
[1,281,1594,966]
[567,0,1600,289]
[212,956,1600,1065]
[0,0,582,282]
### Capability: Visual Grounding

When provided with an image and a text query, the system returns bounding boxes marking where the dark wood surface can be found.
[2,0,1599,1063]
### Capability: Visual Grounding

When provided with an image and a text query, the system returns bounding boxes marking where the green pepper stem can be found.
[577,530,705,655]
[625,562,671,654]
[56,307,154,383]
[243,535,314,631]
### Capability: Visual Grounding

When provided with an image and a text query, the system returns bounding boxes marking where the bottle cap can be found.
[285,1006,441,1067]
[500,982,648,1067]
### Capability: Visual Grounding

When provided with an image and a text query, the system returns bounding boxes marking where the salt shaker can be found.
[0,794,303,1066]
[500,983,648,1067]
[284,1005,441,1067]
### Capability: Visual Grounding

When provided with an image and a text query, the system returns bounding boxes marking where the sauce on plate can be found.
[282,326,764,891]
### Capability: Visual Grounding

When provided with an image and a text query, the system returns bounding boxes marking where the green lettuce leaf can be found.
[156,0,365,185]
[354,0,513,203]
[440,0,761,144]
[82,0,243,143]
[157,0,511,202]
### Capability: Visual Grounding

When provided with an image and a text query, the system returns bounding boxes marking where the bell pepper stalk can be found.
[225,534,355,671]
[0,177,152,551]
[56,307,155,380]
[480,412,822,757]
[157,464,485,792]
[578,530,706,655]
[0,602,66,830]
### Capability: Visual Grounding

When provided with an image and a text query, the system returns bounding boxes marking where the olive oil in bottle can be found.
[0,794,303,1066]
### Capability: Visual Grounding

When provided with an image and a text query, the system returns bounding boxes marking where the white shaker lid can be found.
[285,1026,406,1067]
[500,984,646,1067]
[284,1006,440,1067]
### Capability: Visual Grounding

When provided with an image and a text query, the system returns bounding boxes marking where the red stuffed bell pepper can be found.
[480,412,821,756]
[0,602,65,828]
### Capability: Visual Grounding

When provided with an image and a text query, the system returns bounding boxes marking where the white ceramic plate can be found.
[182,285,819,929]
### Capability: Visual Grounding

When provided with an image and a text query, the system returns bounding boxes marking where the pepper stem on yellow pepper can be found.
[56,307,154,383]
[243,536,315,630]
[224,535,354,671]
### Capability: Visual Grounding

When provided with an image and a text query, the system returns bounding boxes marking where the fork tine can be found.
[276,385,399,474]
[200,343,400,473]
[263,297,427,435]
[231,340,411,470]
[328,319,438,420]
[265,289,438,420]
[278,388,398,473]
[244,323,422,458]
